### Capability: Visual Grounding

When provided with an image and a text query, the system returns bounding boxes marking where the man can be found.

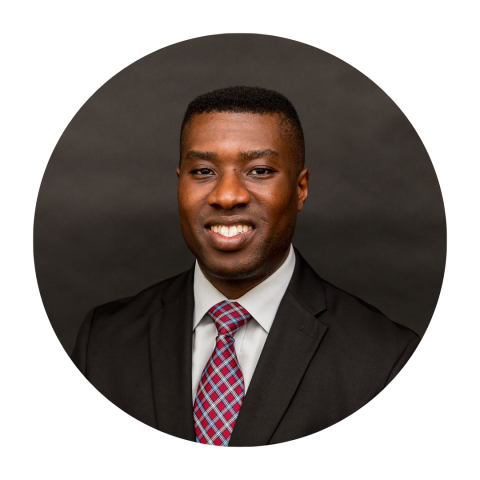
[72,86,420,447]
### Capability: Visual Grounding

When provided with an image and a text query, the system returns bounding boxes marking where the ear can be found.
[297,168,310,212]
[176,167,180,177]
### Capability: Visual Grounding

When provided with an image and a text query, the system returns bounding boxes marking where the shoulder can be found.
[72,268,193,362]
[91,270,188,322]
[292,252,420,387]
[291,249,419,362]
[321,279,418,343]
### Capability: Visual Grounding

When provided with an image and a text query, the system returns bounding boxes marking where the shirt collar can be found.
[193,244,296,333]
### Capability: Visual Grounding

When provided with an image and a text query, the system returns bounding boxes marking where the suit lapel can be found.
[229,250,328,446]
[149,267,196,442]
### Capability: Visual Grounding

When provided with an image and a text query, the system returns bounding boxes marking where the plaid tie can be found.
[193,300,252,446]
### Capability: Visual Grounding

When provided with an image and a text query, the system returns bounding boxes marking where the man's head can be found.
[177,86,309,296]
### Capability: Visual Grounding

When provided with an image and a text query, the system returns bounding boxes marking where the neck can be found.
[200,248,291,300]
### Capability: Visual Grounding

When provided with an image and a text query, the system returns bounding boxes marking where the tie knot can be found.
[207,301,252,336]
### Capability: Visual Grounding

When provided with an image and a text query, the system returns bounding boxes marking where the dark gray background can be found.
[34,34,446,355]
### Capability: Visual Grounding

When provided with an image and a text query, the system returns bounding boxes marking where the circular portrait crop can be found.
[34,34,446,447]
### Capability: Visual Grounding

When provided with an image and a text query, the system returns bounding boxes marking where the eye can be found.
[192,168,215,176]
[249,167,274,176]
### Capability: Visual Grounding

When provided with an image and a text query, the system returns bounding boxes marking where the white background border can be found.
[2,1,478,478]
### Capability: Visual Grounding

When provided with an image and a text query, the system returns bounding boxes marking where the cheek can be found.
[178,202,196,235]
[178,186,203,217]
[260,189,297,224]
[178,190,211,241]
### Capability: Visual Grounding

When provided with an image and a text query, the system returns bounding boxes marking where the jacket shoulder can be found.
[71,269,192,371]
[291,250,419,386]
[292,249,418,342]
[93,269,189,320]
[318,279,420,385]
[321,279,418,340]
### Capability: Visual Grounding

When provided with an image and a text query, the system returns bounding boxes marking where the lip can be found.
[204,216,256,251]
[204,216,255,228]
[206,227,255,251]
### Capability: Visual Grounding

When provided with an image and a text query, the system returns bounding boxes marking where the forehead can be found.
[182,112,286,154]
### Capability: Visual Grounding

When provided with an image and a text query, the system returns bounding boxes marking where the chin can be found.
[206,262,259,281]
[188,235,292,284]
[199,254,266,282]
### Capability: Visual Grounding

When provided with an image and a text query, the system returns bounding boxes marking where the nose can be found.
[208,171,250,210]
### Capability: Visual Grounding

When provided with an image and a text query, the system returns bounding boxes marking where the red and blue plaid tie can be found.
[193,301,252,446]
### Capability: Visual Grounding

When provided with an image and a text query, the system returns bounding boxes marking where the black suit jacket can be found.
[72,249,420,446]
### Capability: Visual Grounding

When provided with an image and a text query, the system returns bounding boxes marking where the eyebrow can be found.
[184,149,279,161]
[185,150,218,160]
[239,149,279,160]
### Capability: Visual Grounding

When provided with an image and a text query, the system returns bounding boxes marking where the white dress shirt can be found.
[192,244,296,403]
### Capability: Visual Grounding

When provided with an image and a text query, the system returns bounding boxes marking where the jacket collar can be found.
[288,247,327,316]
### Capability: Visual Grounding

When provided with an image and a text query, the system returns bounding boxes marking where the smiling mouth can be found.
[209,225,253,237]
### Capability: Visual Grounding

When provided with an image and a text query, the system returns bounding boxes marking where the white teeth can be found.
[210,224,253,237]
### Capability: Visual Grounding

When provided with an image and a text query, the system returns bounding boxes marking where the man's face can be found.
[177,112,309,284]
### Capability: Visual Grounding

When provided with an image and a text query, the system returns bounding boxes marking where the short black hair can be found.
[180,86,305,174]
